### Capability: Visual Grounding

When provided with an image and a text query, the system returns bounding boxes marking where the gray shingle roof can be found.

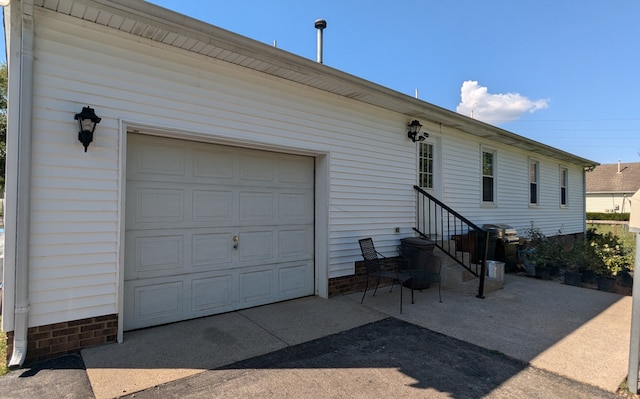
[586,162,640,193]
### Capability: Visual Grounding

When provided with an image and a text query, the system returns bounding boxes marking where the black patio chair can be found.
[359,237,414,313]
[429,255,443,303]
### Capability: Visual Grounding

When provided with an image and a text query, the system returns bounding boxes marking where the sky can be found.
[5,1,640,165]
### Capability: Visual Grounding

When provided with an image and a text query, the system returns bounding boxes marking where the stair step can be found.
[433,247,503,295]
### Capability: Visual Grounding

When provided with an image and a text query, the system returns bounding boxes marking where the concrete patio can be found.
[74,273,632,398]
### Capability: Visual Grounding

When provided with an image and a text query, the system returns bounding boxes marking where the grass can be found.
[0,316,7,376]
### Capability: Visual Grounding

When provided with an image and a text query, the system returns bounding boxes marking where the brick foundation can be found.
[328,260,367,297]
[5,314,118,365]
[328,259,401,297]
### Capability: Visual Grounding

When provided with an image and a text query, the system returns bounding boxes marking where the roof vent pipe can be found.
[314,19,327,63]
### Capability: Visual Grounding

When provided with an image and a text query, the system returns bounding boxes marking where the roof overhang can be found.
[26,0,597,167]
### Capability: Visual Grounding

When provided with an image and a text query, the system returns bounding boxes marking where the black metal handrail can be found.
[413,185,488,298]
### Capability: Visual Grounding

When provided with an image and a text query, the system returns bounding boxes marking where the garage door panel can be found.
[136,141,186,177]
[238,231,273,262]
[278,192,313,221]
[239,192,273,221]
[193,149,234,179]
[192,232,233,267]
[192,190,234,221]
[134,188,185,224]
[239,268,274,303]
[129,280,184,328]
[239,154,275,182]
[278,228,314,259]
[191,274,233,312]
[124,234,185,280]
[136,234,184,272]
[279,263,313,295]
[279,158,314,185]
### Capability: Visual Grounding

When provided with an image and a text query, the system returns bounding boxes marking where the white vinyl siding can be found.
[438,127,586,237]
[26,9,416,326]
[18,7,591,330]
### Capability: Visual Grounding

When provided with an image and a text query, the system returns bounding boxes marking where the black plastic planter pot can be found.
[596,276,616,292]
[535,266,551,280]
[563,271,582,287]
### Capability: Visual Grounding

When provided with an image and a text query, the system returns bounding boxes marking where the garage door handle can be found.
[233,236,239,249]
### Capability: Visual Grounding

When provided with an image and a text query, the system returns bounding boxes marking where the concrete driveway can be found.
[0,274,632,398]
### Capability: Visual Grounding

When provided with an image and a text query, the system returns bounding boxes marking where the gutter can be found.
[2,0,35,368]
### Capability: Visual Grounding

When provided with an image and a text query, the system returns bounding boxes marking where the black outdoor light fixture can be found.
[407,119,427,142]
[74,106,101,152]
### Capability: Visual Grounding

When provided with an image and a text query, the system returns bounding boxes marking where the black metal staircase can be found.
[413,185,489,298]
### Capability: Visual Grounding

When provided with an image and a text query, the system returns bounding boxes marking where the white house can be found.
[586,161,640,214]
[1,0,597,365]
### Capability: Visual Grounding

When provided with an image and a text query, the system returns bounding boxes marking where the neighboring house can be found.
[586,161,640,214]
[1,0,597,365]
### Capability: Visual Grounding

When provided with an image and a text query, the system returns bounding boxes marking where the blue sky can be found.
[6,1,640,165]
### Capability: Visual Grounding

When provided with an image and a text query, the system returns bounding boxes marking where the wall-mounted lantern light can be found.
[407,120,427,142]
[74,106,101,152]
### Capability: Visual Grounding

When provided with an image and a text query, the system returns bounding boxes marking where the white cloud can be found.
[456,80,549,124]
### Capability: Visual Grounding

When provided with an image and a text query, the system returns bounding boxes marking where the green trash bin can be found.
[400,237,435,289]
[480,227,500,261]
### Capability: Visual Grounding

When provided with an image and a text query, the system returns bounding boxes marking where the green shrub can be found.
[521,223,568,268]
[586,212,630,221]
[523,224,634,276]
[585,227,634,276]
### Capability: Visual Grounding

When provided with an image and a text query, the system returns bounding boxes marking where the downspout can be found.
[4,0,35,368]
[583,167,589,234]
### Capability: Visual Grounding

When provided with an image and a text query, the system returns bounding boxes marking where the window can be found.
[419,142,434,189]
[529,160,539,205]
[560,167,568,206]
[482,150,495,203]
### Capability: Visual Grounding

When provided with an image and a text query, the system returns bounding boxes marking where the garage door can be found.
[124,134,315,330]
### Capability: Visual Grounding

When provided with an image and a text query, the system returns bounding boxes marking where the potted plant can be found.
[521,222,553,279]
[586,230,633,292]
[563,237,585,287]
[546,230,568,277]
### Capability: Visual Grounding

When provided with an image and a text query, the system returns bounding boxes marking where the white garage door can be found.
[124,134,315,330]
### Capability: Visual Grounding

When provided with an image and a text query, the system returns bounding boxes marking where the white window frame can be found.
[560,166,568,207]
[418,142,434,190]
[481,147,496,204]
[529,159,540,206]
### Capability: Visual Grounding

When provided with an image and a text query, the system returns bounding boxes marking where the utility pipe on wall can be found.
[314,19,326,64]
[3,0,35,368]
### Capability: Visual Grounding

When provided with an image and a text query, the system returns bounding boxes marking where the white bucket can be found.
[486,260,505,282]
